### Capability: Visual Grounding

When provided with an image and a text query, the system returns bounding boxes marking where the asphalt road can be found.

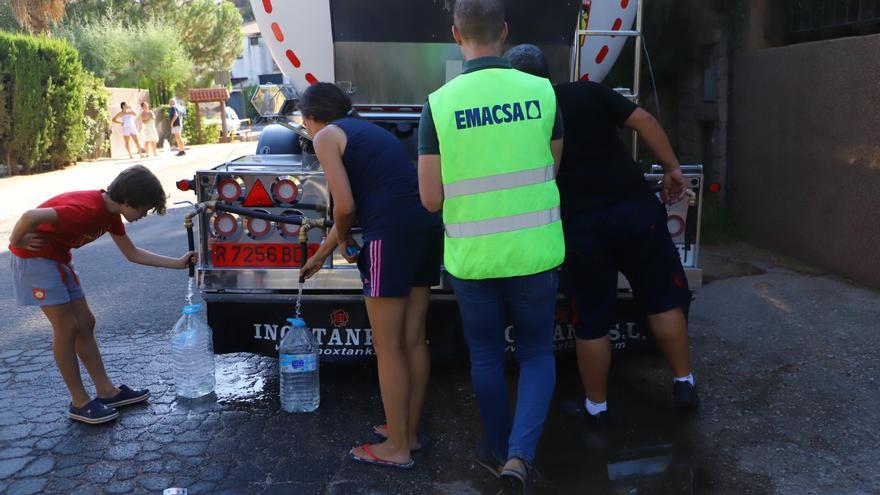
[1,161,880,493]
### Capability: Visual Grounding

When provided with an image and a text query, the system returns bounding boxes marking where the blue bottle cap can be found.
[286,317,306,327]
[183,304,202,315]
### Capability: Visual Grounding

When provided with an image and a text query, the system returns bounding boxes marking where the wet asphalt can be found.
[1,209,879,494]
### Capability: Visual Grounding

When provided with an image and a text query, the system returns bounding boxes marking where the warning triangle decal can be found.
[242,179,274,207]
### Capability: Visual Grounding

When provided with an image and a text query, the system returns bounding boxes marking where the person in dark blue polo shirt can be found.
[298,83,442,470]
[505,44,700,425]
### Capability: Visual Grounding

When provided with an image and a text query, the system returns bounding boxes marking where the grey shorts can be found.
[11,255,85,306]
[171,126,182,135]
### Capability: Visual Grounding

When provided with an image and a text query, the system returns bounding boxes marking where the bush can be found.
[701,196,741,245]
[204,123,221,144]
[79,72,110,160]
[154,104,172,148]
[182,101,197,144]
[242,84,259,121]
[0,31,86,173]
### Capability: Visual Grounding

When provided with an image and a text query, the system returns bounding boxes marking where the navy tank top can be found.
[331,117,440,240]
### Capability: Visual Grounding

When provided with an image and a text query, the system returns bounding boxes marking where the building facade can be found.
[231,22,289,88]
[727,0,880,287]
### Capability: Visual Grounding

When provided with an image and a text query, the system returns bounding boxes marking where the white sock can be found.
[674,373,695,386]
[584,399,607,416]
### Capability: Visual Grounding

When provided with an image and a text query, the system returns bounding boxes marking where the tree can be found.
[64,0,180,25]
[8,0,65,33]
[176,0,243,74]
[57,17,193,106]
[0,1,23,32]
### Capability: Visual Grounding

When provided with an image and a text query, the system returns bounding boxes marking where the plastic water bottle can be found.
[279,317,319,412]
[170,304,215,398]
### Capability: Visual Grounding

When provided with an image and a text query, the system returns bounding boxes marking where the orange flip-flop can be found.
[347,444,415,470]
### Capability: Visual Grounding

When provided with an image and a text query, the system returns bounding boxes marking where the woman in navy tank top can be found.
[298,83,442,469]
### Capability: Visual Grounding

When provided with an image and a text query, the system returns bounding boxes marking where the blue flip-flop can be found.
[97,385,150,409]
[347,444,414,470]
[69,399,119,425]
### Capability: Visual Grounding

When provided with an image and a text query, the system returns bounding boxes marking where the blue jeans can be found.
[450,269,558,464]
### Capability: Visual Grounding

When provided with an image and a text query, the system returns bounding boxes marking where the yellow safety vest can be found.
[428,67,565,279]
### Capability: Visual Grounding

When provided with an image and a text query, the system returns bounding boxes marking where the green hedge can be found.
[80,72,110,160]
[0,32,87,173]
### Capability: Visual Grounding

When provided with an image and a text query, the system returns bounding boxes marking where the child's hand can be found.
[15,233,46,252]
[176,251,197,269]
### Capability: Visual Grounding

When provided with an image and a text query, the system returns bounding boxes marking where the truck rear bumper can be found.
[205,291,664,362]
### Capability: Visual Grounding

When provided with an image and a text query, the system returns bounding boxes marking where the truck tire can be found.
[255,124,302,155]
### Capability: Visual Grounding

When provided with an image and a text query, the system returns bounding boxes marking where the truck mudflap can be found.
[206,294,660,363]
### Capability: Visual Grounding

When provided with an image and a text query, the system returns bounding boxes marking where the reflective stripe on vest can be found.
[442,164,555,200]
[445,205,561,238]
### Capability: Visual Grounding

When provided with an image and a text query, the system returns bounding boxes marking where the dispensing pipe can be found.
[184,200,335,280]
[297,217,335,283]
[183,202,210,278]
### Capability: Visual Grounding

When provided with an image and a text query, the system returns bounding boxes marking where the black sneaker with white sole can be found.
[97,385,150,409]
[68,399,119,424]
[673,381,700,410]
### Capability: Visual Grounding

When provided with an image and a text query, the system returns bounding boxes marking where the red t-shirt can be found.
[9,190,126,264]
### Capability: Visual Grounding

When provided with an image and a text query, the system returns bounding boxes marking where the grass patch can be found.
[700,197,741,245]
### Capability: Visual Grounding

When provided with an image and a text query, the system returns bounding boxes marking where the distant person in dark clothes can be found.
[168,98,186,156]
[505,44,700,424]
[298,82,442,470]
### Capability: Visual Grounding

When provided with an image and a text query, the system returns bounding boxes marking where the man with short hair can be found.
[505,44,700,426]
[417,1,564,492]
[168,98,186,156]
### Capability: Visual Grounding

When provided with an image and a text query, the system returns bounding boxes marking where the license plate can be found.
[211,243,320,267]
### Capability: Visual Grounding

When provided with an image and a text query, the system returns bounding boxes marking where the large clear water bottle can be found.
[170,304,215,399]
[279,317,319,412]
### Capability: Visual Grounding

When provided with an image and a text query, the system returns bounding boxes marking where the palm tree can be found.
[8,0,66,33]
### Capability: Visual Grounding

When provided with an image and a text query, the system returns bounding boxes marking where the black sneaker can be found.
[68,399,119,425]
[559,399,609,427]
[97,385,150,409]
[673,381,700,410]
[176,150,186,156]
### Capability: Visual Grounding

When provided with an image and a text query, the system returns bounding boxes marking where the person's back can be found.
[332,117,439,240]
[416,1,563,490]
[505,43,701,428]
[426,63,563,279]
[9,190,125,264]
[554,81,651,216]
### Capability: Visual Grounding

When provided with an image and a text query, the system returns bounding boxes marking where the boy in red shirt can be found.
[8,165,195,424]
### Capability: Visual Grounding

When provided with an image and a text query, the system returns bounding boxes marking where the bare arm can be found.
[624,108,685,203]
[418,154,444,213]
[9,208,56,251]
[111,111,123,125]
[111,233,193,269]
[551,138,563,176]
[313,127,357,256]
[624,108,679,171]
